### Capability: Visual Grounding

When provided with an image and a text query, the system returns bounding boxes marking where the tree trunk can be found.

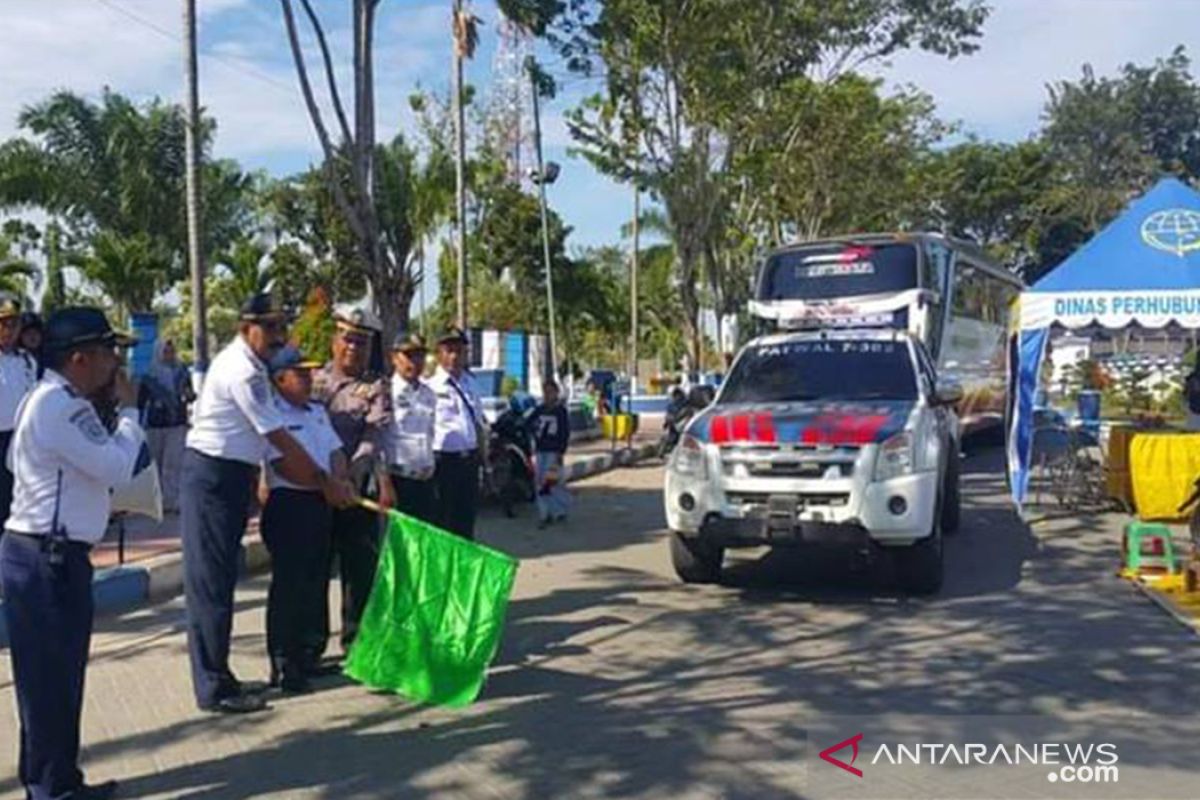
[374,261,413,351]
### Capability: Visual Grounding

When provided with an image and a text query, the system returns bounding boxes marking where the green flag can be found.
[343,510,519,707]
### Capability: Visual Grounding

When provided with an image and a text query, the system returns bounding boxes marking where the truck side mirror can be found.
[933,378,964,407]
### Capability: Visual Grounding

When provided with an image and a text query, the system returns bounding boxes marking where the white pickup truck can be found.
[663,329,962,594]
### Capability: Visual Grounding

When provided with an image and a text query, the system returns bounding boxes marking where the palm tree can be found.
[0,234,39,298]
[0,90,251,313]
[80,231,172,323]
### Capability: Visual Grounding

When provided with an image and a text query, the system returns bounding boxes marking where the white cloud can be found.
[876,0,1200,141]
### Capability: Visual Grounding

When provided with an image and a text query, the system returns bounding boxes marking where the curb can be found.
[0,442,659,647]
[1130,579,1200,639]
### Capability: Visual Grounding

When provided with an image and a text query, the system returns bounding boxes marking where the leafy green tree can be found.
[555,0,987,366]
[0,232,38,298]
[0,90,254,310]
[80,231,172,322]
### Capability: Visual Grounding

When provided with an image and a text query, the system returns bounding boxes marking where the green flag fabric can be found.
[343,510,519,707]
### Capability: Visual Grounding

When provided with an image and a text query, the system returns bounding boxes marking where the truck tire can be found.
[670,532,723,584]
[941,450,961,535]
[894,517,944,595]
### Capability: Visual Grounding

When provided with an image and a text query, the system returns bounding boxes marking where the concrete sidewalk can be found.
[91,426,662,569]
[0,433,662,646]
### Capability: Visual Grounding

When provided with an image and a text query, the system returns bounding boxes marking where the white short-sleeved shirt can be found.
[0,350,37,433]
[6,370,145,543]
[390,375,436,477]
[263,398,342,492]
[186,337,283,464]
[428,367,482,453]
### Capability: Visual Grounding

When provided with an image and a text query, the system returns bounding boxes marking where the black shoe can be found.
[75,779,119,799]
[304,658,343,678]
[223,671,268,696]
[201,693,269,714]
[279,669,311,695]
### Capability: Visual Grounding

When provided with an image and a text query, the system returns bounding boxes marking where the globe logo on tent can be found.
[1140,208,1200,256]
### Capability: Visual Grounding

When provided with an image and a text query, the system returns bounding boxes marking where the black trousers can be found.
[1,532,94,800]
[390,472,437,525]
[261,488,332,675]
[322,501,382,653]
[180,448,255,709]
[434,451,479,540]
[0,430,14,540]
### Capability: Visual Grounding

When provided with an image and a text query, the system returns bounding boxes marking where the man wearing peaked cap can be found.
[2,306,143,800]
[260,345,348,694]
[429,325,485,539]
[182,290,355,715]
[0,293,35,537]
[239,289,290,322]
[312,302,394,659]
[387,330,438,524]
[332,303,382,334]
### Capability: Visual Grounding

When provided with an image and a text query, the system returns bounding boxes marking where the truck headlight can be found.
[874,431,914,481]
[671,434,708,480]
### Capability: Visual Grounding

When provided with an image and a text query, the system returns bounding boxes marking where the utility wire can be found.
[91,0,297,96]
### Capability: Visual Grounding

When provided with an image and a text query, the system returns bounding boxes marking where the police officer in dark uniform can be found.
[0,294,37,536]
[312,305,394,655]
[1,307,145,800]
[182,292,355,714]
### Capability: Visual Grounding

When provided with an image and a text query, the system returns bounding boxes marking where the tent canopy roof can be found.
[1032,177,1200,293]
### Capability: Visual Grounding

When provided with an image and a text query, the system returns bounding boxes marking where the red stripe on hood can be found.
[710,414,730,444]
[801,413,891,445]
[753,413,777,444]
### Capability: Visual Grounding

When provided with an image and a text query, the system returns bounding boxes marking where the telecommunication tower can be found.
[487,13,536,188]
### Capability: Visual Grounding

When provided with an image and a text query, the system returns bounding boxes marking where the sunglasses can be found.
[340,332,370,346]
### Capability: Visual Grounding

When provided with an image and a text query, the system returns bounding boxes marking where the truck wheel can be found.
[895,519,944,595]
[941,451,961,535]
[669,532,723,584]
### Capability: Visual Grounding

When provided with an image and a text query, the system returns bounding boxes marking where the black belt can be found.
[5,531,92,554]
[436,451,477,461]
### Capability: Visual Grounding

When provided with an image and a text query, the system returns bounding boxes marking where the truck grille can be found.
[726,491,851,512]
[719,444,859,479]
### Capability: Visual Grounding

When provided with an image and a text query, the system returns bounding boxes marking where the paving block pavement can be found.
[0,441,659,647]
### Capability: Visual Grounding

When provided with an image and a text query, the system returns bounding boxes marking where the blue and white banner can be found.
[1019,289,1200,330]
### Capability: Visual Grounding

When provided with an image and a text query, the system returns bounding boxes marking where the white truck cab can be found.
[664,328,962,593]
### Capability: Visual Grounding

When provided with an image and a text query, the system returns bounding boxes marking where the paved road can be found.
[3,449,1200,799]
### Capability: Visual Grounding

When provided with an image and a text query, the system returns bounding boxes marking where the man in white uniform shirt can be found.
[0,294,37,535]
[260,346,348,695]
[181,292,354,715]
[1,307,145,800]
[388,331,437,524]
[429,326,484,539]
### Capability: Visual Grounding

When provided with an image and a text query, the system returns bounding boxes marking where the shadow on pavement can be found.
[5,446,1200,799]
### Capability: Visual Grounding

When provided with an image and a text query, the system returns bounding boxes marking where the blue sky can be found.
[1,0,1198,307]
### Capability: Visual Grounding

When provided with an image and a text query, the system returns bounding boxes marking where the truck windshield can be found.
[757,242,919,302]
[720,340,918,404]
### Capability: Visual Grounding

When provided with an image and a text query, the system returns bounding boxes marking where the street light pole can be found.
[529,58,558,381]
[183,0,207,379]
[453,0,468,331]
[630,184,640,395]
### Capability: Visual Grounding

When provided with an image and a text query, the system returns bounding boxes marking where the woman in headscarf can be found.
[17,311,43,378]
[137,338,196,513]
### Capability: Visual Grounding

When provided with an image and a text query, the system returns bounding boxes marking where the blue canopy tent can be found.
[1008,177,1200,507]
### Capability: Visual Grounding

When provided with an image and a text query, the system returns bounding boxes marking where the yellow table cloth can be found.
[1105,425,1136,509]
[1130,431,1200,521]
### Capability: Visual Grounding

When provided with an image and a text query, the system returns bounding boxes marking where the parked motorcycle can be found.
[483,405,536,517]
[658,386,714,459]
